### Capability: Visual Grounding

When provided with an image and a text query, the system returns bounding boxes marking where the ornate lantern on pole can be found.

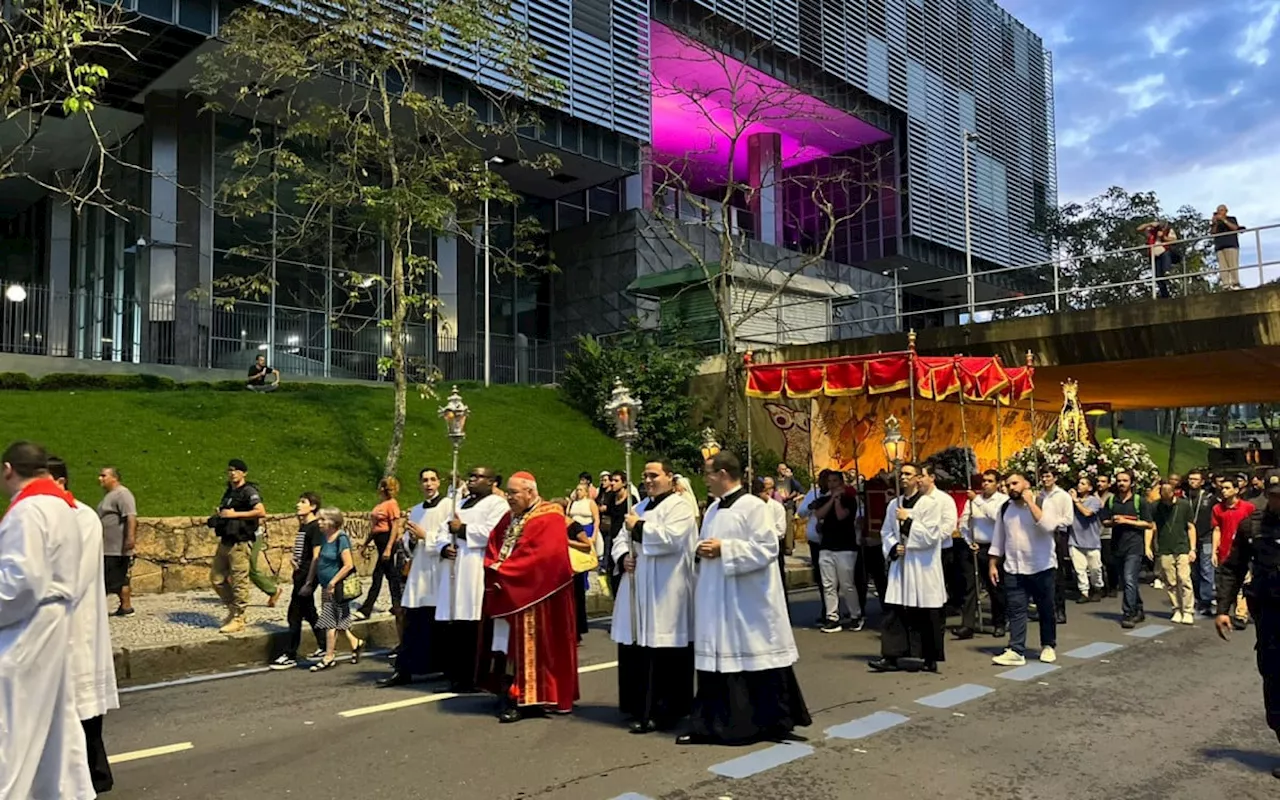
[438,385,469,618]
[883,414,907,497]
[603,378,642,640]
[700,427,722,462]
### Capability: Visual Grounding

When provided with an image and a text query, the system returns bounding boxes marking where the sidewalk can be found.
[112,551,818,686]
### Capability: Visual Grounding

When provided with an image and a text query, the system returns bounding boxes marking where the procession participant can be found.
[870,462,948,674]
[678,451,810,746]
[1185,470,1218,616]
[479,472,579,723]
[1068,476,1105,604]
[1213,480,1257,630]
[956,469,1009,639]
[271,492,326,669]
[1039,469,1075,623]
[380,468,450,687]
[991,470,1067,667]
[1100,470,1154,629]
[811,470,861,633]
[612,459,697,734]
[1151,479,1197,625]
[1096,474,1118,597]
[0,441,94,800]
[435,465,508,692]
[49,456,119,794]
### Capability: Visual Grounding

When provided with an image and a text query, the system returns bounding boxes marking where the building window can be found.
[571,0,611,42]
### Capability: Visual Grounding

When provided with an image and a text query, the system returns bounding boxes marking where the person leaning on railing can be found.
[1211,205,1246,290]
[1137,221,1178,299]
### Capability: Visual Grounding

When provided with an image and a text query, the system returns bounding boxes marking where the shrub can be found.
[0,372,35,390]
[37,373,110,390]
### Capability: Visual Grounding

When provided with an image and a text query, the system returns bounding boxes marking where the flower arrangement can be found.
[1003,437,1161,491]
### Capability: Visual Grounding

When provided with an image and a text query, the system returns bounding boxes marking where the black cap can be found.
[228,458,248,472]
[1265,469,1280,495]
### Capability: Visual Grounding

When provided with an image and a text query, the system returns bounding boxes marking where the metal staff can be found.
[439,386,469,622]
[605,379,642,645]
[955,357,984,633]
[883,415,907,606]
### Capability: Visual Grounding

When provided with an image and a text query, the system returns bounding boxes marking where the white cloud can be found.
[1235,2,1280,66]
[1144,13,1199,56]
[1114,73,1169,112]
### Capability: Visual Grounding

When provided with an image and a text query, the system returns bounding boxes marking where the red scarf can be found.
[3,476,76,520]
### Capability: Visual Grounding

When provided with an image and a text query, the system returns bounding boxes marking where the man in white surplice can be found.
[435,465,508,692]
[677,451,811,746]
[0,441,94,800]
[50,456,119,794]
[870,461,949,674]
[382,467,452,687]
[611,459,697,734]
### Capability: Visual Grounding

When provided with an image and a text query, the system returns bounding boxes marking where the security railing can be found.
[0,286,564,386]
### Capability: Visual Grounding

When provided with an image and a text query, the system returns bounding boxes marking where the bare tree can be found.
[195,0,559,476]
[640,19,895,439]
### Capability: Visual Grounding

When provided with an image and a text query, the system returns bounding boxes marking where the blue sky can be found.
[1002,0,1280,226]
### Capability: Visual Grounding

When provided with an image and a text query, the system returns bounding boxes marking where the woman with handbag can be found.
[307,508,366,672]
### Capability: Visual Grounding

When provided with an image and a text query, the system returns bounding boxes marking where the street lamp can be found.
[482,155,510,387]
[603,378,642,640]
[4,284,26,303]
[439,385,470,619]
[962,130,980,320]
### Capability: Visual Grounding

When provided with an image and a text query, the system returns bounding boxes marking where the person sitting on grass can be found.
[247,355,280,392]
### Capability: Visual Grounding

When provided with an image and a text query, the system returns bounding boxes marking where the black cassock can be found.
[617,643,695,728]
[880,492,946,664]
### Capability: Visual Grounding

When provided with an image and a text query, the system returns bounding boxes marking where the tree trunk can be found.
[1167,407,1183,475]
[384,235,408,478]
[1216,405,1230,452]
[1260,404,1280,462]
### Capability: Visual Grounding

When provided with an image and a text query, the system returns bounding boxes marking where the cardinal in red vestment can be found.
[480,471,580,722]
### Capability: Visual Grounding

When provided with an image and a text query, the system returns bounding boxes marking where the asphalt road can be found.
[104,587,1280,800]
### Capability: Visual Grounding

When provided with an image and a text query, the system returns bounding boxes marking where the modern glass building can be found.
[0,0,1055,381]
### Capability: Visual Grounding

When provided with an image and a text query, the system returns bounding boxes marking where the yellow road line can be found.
[108,742,194,765]
[338,660,621,718]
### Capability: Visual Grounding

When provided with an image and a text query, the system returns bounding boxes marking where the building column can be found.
[141,94,179,364]
[623,146,653,211]
[45,202,73,357]
[747,132,783,245]
[435,233,459,352]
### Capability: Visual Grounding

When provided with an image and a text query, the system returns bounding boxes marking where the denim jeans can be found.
[1005,568,1057,656]
[1121,552,1145,620]
[1194,541,1216,610]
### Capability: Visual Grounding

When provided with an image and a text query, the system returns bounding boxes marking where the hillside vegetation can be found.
[0,382,628,515]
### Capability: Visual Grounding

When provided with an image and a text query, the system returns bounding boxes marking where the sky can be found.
[1002,0,1280,226]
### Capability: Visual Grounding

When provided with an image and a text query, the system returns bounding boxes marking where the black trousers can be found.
[1100,538,1119,594]
[942,545,968,610]
[1251,598,1280,734]
[286,568,323,658]
[441,620,482,689]
[881,604,946,663]
[1054,529,1072,616]
[617,643,695,727]
[855,544,887,616]
[574,575,589,638]
[961,543,1007,630]
[359,533,403,616]
[398,606,444,676]
[82,715,113,793]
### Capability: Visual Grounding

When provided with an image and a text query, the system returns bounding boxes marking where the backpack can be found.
[1105,493,1142,515]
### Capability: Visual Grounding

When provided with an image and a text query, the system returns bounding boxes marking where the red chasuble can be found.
[481,501,579,711]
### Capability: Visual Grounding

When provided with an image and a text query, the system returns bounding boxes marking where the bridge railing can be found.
[774,220,1280,338]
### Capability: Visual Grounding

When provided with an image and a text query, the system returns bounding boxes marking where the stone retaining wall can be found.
[132,513,380,594]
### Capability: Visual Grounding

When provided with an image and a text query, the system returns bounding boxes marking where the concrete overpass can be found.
[753,283,1280,409]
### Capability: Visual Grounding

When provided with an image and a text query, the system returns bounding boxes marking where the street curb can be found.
[114,565,816,686]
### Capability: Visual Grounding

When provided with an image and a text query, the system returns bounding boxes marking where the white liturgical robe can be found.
[881,489,948,609]
[609,491,697,649]
[402,496,450,609]
[0,486,94,800]
[70,499,118,721]
[434,492,507,621]
[693,487,798,673]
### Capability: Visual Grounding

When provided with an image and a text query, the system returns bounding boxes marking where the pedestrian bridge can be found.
[757,282,1280,409]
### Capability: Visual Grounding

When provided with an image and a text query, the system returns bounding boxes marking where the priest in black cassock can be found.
[611,459,698,733]
[678,451,811,746]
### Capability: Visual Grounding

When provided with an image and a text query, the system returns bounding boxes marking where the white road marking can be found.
[108,742,194,764]
[338,660,620,718]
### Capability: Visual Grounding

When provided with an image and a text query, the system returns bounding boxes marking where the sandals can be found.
[350,638,366,664]
[310,657,337,672]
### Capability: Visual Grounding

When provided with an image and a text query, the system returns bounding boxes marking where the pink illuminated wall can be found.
[650,22,891,188]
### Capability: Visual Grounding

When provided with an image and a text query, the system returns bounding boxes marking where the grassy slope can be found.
[1097,429,1211,475]
[0,384,627,515]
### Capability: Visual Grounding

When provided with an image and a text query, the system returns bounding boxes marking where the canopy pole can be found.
[994,397,1003,468]
[1025,350,1037,472]
[744,351,754,483]
[955,354,972,485]
[908,330,918,460]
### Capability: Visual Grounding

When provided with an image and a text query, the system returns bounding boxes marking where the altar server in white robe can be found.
[50,456,119,794]
[870,461,948,674]
[382,467,452,687]
[612,459,697,734]
[677,451,811,746]
[0,441,94,800]
[435,465,508,692]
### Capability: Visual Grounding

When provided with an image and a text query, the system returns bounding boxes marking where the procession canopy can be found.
[745,351,1035,404]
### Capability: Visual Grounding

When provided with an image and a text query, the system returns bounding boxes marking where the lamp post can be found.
[439,385,470,619]
[604,378,642,641]
[962,130,980,321]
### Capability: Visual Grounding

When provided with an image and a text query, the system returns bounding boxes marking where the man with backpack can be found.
[1100,470,1155,629]
[208,459,267,634]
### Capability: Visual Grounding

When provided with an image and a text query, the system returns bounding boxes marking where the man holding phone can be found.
[1100,470,1155,629]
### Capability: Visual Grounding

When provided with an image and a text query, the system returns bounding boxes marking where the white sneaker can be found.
[1176,612,1195,625]
[992,648,1026,667]
[1039,646,1057,663]
[1153,579,1165,590]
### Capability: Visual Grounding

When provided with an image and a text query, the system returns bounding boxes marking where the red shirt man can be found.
[1211,486,1256,565]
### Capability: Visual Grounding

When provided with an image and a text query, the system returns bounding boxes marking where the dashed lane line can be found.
[708,742,815,779]
[995,661,1060,681]
[338,660,620,718]
[108,742,194,765]
[1063,641,1125,659]
[915,683,994,709]
[825,711,911,740]
[1127,624,1174,639]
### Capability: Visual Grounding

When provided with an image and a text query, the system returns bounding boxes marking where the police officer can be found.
[1216,468,1280,780]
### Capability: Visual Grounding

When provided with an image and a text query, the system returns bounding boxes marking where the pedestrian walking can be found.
[1100,470,1154,629]
[355,476,403,621]
[811,471,861,633]
[96,466,137,617]
[1213,481,1257,630]
[990,471,1067,667]
[1184,470,1218,616]
[307,508,365,671]
[1038,469,1074,624]
[1068,476,1105,603]
[209,459,268,634]
[270,493,326,669]
[1215,469,1280,780]
[1151,479,1197,624]
[956,469,1010,639]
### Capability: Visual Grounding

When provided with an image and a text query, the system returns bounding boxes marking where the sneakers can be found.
[219,616,246,635]
[1153,578,1165,590]
[308,647,327,659]
[1173,612,1195,625]
[269,654,298,670]
[992,649,1026,667]
[111,607,136,617]
[1039,646,1057,663]
[820,621,843,634]
[849,617,866,632]
[1120,617,1137,630]
[1074,595,1091,604]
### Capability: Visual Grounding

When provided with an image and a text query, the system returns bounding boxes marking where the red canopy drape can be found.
[745,351,1034,404]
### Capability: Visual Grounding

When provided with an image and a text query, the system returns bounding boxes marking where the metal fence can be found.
[0,287,565,385]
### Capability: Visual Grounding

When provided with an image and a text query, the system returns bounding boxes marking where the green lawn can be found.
[1097,428,1212,475]
[0,383,629,515]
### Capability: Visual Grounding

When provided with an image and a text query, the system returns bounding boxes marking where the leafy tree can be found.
[195,0,559,476]
[559,326,703,468]
[0,0,135,208]
[1028,186,1213,311]
[1259,404,1280,457]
